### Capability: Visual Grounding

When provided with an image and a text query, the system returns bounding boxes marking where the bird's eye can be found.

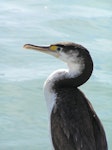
[57,47,63,51]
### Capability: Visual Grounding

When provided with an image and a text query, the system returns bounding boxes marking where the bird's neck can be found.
[53,56,93,91]
[44,56,93,113]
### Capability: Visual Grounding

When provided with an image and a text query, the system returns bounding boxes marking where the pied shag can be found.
[24,42,108,150]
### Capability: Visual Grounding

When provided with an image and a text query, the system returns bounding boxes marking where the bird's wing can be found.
[51,88,107,150]
[86,99,108,150]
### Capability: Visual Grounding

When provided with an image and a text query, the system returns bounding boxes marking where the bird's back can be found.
[51,88,108,150]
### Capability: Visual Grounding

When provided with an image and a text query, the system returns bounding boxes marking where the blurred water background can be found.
[0,0,112,149]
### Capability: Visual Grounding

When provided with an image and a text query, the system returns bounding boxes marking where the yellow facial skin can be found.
[50,45,58,51]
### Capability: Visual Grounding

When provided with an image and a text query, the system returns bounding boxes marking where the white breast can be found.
[44,69,67,150]
[43,69,68,115]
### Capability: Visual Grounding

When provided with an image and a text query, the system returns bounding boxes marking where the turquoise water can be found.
[0,0,112,149]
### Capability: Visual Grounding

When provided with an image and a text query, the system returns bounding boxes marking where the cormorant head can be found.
[24,42,90,65]
[24,42,93,87]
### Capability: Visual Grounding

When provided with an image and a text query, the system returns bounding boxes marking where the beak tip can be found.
[23,44,31,49]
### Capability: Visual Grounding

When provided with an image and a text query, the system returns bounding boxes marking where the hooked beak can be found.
[23,44,59,58]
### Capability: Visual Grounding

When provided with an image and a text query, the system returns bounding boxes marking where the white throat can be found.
[68,62,85,78]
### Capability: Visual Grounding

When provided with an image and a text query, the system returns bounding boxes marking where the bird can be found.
[24,42,108,150]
